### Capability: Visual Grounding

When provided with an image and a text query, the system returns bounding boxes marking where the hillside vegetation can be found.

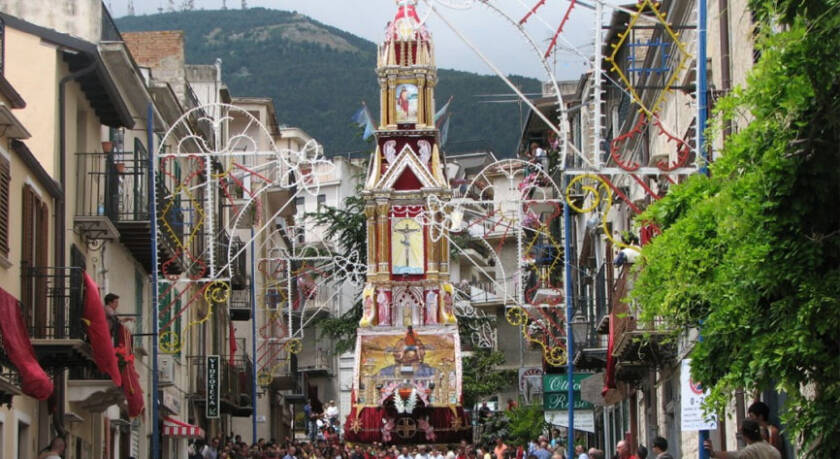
[117,8,541,156]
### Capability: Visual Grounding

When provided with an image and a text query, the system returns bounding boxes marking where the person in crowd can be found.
[325,400,340,426]
[478,401,491,422]
[615,440,637,459]
[532,440,552,459]
[203,436,221,459]
[651,437,672,459]
[38,437,66,459]
[494,437,509,459]
[636,445,647,459]
[574,445,588,459]
[704,419,781,459]
[748,401,783,454]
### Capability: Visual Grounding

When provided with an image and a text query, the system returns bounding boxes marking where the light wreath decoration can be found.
[402,0,705,368]
[253,225,365,386]
[420,159,570,366]
[154,103,342,359]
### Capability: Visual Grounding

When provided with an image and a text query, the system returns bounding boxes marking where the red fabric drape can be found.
[602,309,616,396]
[117,325,144,417]
[343,406,471,444]
[82,272,122,386]
[0,287,53,399]
[229,322,237,365]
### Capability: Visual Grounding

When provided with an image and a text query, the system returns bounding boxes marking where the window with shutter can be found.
[20,185,33,332]
[0,155,10,257]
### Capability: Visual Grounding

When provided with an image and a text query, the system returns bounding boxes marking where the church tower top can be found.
[378,0,434,69]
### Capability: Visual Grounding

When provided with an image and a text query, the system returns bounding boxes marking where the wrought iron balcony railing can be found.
[75,149,150,225]
[21,266,85,340]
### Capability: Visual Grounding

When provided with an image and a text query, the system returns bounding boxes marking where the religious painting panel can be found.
[395,83,419,124]
[355,328,461,408]
[391,217,424,275]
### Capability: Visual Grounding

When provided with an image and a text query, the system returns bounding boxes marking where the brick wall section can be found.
[123,31,185,67]
[123,31,187,104]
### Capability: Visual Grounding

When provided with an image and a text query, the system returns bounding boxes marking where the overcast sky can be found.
[109,0,624,81]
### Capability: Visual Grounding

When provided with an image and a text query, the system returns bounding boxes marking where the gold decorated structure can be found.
[344,0,470,444]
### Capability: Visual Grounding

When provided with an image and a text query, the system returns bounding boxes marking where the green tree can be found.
[632,1,840,455]
[308,186,367,355]
[461,349,516,408]
[478,404,545,448]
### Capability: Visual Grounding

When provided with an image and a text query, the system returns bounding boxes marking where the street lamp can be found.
[570,310,589,348]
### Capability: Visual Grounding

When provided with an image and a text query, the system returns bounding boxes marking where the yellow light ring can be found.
[285,338,303,354]
[257,370,274,387]
[204,281,231,304]
[159,330,181,354]
[566,174,640,253]
[505,306,527,326]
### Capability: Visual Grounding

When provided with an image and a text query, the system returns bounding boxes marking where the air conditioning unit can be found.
[159,355,175,387]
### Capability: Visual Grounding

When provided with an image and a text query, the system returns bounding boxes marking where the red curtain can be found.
[602,309,616,396]
[82,272,122,386]
[343,406,471,444]
[0,287,53,399]
[229,322,237,365]
[117,325,144,418]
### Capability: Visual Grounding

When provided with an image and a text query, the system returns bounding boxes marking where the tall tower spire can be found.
[344,1,470,446]
[127,0,135,16]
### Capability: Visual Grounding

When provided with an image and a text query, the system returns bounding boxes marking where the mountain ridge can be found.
[116,8,540,156]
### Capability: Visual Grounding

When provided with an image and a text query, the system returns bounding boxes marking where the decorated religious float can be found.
[343,0,471,444]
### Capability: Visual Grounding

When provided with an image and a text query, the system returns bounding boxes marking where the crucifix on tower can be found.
[392,218,424,274]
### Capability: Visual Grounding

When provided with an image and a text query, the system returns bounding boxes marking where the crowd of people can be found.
[185,399,785,459]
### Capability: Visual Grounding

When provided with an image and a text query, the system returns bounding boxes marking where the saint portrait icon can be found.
[395,83,418,123]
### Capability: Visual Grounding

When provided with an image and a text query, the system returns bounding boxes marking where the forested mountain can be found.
[116,8,541,156]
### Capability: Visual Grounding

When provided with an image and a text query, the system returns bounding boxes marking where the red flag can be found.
[229,322,237,365]
[82,272,122,386]
[117,325,144,418]
[0,287,53,399]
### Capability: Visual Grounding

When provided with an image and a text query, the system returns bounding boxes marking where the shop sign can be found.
[162,390,180,415]
[543,373,594,411]
[680,359,717,431]
[207,355,220,419]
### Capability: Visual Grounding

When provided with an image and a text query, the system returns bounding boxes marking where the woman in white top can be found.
[38,437,66,459]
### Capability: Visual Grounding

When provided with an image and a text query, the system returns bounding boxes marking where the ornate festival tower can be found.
[344,0,470,444]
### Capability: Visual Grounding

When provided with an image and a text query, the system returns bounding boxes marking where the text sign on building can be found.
[206,355,220,419]
[543,373,594,411]
[680,359,717,431]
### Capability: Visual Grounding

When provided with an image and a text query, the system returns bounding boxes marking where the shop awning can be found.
[162,416,205,439]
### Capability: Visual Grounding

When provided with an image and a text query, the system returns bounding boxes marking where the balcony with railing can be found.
[610,267,676,383]
[74,148,184,273]
[229,289,251,321]
[21,266,94,368]
[297,347,332,376]
[189,355,254,417]
[0,366,21,406]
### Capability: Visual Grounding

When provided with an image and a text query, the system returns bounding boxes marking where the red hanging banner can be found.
[82,272,122,386]
[0,287,53,399]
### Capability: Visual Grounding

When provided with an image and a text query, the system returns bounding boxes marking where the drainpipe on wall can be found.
[719,0,733,141]
[717,0,741,448]
[56,59,98,437]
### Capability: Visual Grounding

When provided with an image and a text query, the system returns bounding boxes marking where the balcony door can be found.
[20,184,48,338]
